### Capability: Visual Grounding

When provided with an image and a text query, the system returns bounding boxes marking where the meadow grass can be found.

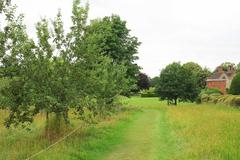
[0,107,141,160]
[128,97,240,160]
[1,97,240,160]
[167,103,240,160]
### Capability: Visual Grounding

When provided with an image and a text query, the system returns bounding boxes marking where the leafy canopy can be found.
[0,0,134,129]
[84,15,141,92]
[156,62,199,105]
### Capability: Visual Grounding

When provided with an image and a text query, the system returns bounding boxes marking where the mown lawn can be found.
[1,97,240,160]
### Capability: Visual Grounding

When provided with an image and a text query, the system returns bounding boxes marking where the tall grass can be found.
[168,103,240,160]
[128,97,240,160]
[0,107,139,160]
[2,97,240,160]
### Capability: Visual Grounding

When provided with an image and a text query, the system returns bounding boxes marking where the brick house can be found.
[206,66,236,94]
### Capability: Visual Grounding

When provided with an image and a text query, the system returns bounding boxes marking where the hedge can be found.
[140,87,158,97]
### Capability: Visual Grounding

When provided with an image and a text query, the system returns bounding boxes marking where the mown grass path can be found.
[102,108,176,160]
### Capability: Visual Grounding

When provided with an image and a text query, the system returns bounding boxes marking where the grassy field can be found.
[1,97,240,159]
[0,107,141,160]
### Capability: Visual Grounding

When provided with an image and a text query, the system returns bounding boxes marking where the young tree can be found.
[0,1,88,128]
[1,0,132,129]
[156,62,199,105]
[0,2,36,127]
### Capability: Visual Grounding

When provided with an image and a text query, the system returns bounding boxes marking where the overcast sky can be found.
[12,0,240,77]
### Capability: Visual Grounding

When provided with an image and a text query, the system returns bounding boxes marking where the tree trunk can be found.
[45,112,50,138]
[46,112,49,122]
[63,109,70,125]
[55,112,61,134]
[174,98,177,105]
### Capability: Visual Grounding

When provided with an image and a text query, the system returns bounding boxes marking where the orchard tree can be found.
[137,72,150,90]
[156,62,199,105]
[0,2,36,127]
[0,0,132,130]
[0,6,77,128]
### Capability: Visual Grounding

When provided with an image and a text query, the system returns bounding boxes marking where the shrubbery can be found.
[140,87,157,97]
[201,88,223,95]
[229,73,240,95]
[196,88,222,104]
[198,94,240,107]
[197,87,240,108]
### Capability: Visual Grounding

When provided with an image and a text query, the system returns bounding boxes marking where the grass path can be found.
[102,108,176,160]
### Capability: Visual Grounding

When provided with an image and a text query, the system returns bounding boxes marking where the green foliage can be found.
[0,0,135,129]
[201,88,223,95]
[150,76,159,87]
[156,62,199,105]
[229,73,240,95]
[237,63,240,73]
[84,15,141,92]
[220,62,236,71]
[140,87,157,97]
[198,94,240,107]
[197,88,223,104]
[182,62,211,89]
[0,0,11,13]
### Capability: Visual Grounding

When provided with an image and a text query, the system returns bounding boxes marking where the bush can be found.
[199,94,240,108]
[200,94,210,103]
[229,73,240,95]
[140,87,157,97]
[197,88,222,104]
[234,97,240,107]
[201,88,223,95]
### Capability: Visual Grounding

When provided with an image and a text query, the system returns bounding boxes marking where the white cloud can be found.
[11,0,240,77]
